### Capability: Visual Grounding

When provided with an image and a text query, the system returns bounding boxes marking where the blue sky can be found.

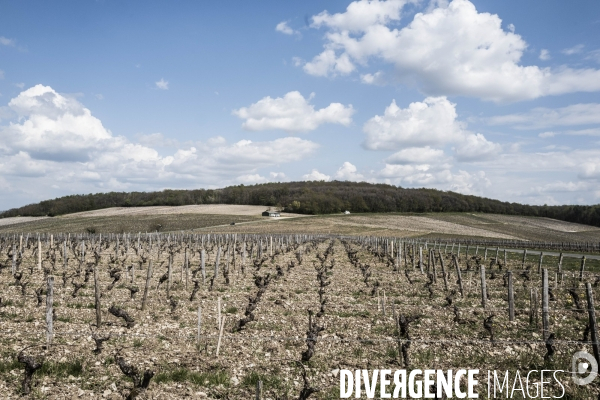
[1,0,600,210]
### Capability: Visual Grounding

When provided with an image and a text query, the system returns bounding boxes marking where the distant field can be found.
[61,204,304,218]
[2,206,600,242]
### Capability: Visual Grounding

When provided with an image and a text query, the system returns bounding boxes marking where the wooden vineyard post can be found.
[508,271,515,321]
[93,265,101,327]
[542,268,550,340]
[214,246,221,280]
[141,260,153,311]
[11,244,16,275]
[419,247,424,274]
[453,255,464,297]
[256,380,263,400]
[480,266,487,308]
[167,253,172,297]
[538,252,543,274]
[184,248,189,289]
[585,283,600,363]
[46,276,54,347]
[580,256,586,282]
[504,249,507,268]
[438,251,448,291]
[558,252,563,274]
[38,238,42,270]
[201,249,206,284]
[216,315,226,357]
[430,250,437,283]
[522,249,527,268]
[529,289,538,327]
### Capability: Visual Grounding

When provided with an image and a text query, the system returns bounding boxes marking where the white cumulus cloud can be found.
[233,91,354,132]
[304,0,600,102]
[302,169,331,181]
[363,97,465,149]
[334,162,363,180]
[0,85,320,208]
[275,21,299,36]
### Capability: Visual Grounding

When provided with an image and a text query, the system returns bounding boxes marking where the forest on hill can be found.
[2,181,600,228]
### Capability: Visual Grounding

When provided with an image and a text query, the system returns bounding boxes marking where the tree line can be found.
[1,181,600,227]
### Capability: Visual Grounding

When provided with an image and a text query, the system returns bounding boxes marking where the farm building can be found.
[262,211,280,217]
[344,210,351,214]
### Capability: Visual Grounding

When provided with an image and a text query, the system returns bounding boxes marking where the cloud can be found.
[0,85,320,208]
[562,44,584,55]
[363,97,464,149]
[310,0,413,32]
[377,163,491,195]
[453,133,502,161]
[539,49,550,61]
[15,83,24,89]
[364,96,500,162]
[155,79,169,90]
[385,146,446,164]
[303,50,355,77]
[303,0,600,102]
[489,103,600,129]
[538,131,556,138]
[334,161,363,180]
[0,36,15,46]
[360,71,385,85]
[269,172,287,180]
[302,169,330,181]
[233,91,354,132]
[275,21,300,36]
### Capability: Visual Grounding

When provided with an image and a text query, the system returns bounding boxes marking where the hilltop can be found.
[1,181,599,227]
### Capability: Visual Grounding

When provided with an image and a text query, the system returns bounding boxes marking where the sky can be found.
[1,0,600,210]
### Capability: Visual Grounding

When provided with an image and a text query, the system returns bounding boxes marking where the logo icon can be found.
[572,351,598,385]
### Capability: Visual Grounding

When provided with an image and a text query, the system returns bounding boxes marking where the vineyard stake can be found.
[141,260,153,311]
[38,238,41,270]
[46,276,54,347]
[542,268,549,340]
[438,251,448,291]
[480,266,487,308]
[256,380,263,400]
[508,271,515,321]
[201,249,206,284]
[579,256,586,282]
[216,315,226,357]
[167,253,172,297]
[585,283,600,363]
[453,255,464,297]
[93,264,101,327]
[558,252,563,274]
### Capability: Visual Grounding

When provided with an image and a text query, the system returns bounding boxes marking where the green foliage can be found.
[2,181,600,227]
[38,359,84,377]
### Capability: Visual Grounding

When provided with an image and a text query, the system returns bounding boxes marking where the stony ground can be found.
[1,236,600,399]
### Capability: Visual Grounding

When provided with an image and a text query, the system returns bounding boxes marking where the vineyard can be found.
[1,232,600,399]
